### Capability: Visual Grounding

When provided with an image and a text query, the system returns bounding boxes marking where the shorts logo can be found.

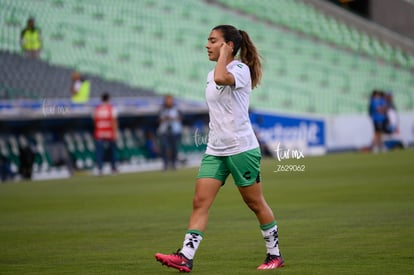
[242,171,251,180]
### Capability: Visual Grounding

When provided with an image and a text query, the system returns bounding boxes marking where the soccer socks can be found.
[179,224,279,261]
[260,221,281,256]
[180,230,203,260]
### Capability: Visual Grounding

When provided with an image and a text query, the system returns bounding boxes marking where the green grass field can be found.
[1,149,413,274]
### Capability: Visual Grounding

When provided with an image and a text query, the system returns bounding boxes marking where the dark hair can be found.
[212,25,262,89]
[102,92,110,102]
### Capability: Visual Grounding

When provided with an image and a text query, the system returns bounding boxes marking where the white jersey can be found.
[205,60,259,156]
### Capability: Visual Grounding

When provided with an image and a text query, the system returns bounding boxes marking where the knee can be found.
[244,197,267,214]
[192,193,212,211]
[246,200,261,214]
[192,195,205,210]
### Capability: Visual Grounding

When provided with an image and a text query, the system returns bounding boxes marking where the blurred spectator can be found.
[157,94,182,170]
[0,149,12,182]
[93,92,118,175]
[71,71,91,104]
[145,131,160,159]
[20,17,42,59]
[18,136,35,180]
[368,90,387,152]
[384,92,398,134]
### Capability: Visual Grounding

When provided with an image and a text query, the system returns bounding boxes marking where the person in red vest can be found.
[93,92,118,175]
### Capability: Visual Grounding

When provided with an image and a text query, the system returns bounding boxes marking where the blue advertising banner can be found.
[250,110,326,152]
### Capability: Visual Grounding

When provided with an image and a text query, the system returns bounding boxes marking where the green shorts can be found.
[196,147,261,187]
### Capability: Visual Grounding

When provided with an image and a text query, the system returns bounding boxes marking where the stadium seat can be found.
[6,135,21,174]
[0,0,413,114]
[31,132,53,172]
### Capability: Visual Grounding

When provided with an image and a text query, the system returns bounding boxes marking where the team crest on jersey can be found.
[216,85,224,92]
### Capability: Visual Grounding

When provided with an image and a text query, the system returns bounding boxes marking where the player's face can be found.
[206,29,225,61]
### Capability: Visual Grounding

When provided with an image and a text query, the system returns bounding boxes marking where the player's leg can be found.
[238,182,284,270]
[159,134,168,170]
[238,182,275,226]
[109,140,117,172]
[154,178,221,272]
[229,148,284,270]
[155,154,227,272]
[187,177,222,232]
[170,133,181,169]
[372,121,383,152]
[186,153,229,233]
[95,139,104,174]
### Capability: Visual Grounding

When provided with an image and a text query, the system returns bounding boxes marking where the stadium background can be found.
[1,0,414,180]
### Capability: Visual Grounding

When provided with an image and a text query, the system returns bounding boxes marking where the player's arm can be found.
[214,42,235,86]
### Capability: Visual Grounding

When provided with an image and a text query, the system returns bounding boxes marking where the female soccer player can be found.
[155,25,284,272]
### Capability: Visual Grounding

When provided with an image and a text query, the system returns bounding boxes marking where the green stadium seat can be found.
[1,0,413,115]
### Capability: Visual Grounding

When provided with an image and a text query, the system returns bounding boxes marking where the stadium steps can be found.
[0,50,156,99]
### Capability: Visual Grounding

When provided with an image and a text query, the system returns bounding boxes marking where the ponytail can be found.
[212,25,262,89]
[238,30,262,89]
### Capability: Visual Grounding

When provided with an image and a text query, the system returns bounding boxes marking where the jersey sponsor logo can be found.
[237,64,243,69]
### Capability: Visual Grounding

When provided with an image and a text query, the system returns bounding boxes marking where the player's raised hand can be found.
[219,42,233,58]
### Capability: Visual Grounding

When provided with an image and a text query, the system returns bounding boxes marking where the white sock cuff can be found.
[261,225,278,236]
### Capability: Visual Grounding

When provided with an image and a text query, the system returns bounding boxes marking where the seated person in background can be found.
[71,71,91,104]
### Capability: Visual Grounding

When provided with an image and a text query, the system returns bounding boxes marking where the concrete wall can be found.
[370,0,414,41]
[325,111,414,151]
